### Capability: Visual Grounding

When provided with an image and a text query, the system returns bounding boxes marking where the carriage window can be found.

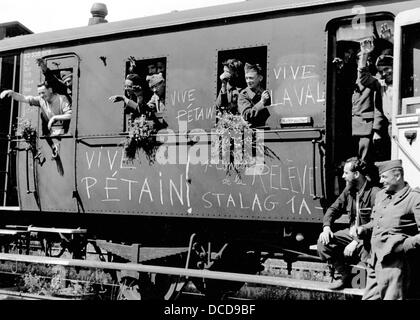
[119,57,167,131]
[216,46,268,128]
[125,57,167,103]
[40,55,78,137]
[400,23,420,115]
[217,46,267,94]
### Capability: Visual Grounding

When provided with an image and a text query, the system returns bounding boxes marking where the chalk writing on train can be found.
[80,148,321,215]
[271,64,325,107]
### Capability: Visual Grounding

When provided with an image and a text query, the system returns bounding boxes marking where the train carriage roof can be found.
[0,0,383,52]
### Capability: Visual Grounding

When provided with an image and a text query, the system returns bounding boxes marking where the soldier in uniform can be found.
[109,73,147,120]
[317,157,380,290]
[351,39,386,162]
[357,159,420,299]
[237,63,271,128]
[146,73,168,130]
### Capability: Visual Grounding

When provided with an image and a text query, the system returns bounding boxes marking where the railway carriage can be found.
[1,0,420,298]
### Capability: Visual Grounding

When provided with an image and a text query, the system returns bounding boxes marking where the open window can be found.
[217,46,267,95]
[216,46,268,129]
[125,57,167,102]
[42,54,79,137]
[122,57,167,131]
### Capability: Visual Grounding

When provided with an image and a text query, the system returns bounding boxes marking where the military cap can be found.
[146,73,165,87]
[375,159,403,175]
[60,70,72,81]
[376,54,393,67]
[126,73,142,87]
[244,63,262,74]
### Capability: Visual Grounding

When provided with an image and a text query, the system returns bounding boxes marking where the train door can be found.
[34,54,80,212]
[326,13,394,196]
[392,8,420,187]
[0,53,20,208]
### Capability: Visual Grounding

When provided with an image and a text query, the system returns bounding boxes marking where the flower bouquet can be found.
[15,117,37,150]
[212,112,281,179]
[123,114,160,163]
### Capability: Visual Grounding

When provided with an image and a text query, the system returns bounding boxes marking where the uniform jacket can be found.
[363,184,420,263]
[352,67,385,136]
[323,180,380,229]
[238,87,270,128]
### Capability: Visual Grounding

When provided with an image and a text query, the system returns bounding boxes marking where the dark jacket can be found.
[215,85,241,115]
[323,180,380,229]
[362,184,420,263]
[351,67,385,136]
[238,87,270,128]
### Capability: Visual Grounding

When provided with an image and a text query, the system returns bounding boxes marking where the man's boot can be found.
[328,263,353,290]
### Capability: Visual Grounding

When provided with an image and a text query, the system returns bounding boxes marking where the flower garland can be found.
[212,112,256,178]
[212,112,281,179]
[123,115,160,163]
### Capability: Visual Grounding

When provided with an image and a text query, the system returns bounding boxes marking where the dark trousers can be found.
[373,135,391,162]
[352,135,372,162]
[317,228,366,278]
[363,251,420,300]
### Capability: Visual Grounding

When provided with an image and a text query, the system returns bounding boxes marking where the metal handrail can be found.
[75,128,324,142]
[3,55,17,206]
[0,253,359,293]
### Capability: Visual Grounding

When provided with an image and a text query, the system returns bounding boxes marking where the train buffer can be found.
[27,226,87,259]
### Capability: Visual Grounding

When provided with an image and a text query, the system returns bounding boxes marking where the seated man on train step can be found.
[317,157,380,290]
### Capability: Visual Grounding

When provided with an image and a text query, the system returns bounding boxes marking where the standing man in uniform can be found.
[357,160,420,299]
[351,39,386,162]
[317,157,380,290]
[374,54,393,161]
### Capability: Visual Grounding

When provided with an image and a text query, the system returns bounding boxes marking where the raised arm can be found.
[109,95,140,114]
[0,90,32,104]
